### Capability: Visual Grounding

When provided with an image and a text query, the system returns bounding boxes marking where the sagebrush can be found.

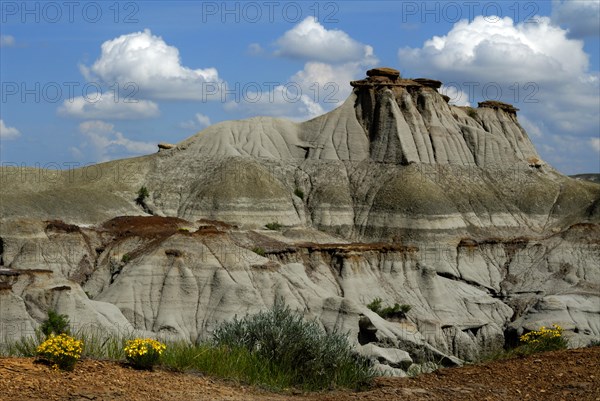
[212,300,375,390]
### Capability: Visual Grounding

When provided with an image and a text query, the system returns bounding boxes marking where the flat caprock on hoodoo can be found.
[1,68,599,375]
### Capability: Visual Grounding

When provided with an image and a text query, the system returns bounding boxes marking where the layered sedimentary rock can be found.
[1,68,598,373]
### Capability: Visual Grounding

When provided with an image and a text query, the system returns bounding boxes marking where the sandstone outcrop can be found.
[366,67,401,79]
[157,143,175,151]
[412,78,443,90]
[1,69,598,374]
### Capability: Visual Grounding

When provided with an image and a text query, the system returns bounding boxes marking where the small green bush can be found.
[212,300,375,390]
[136,186,149,205]
[252,247,266,256]
[121,254,131,264]
[40,310,70,337]
[367,298,383,314]
[399,304,412,314]
[367,298,411,319]
[294,188,304,200]
[265,222,282,231]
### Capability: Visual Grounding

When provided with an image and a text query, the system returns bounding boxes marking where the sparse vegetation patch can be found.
[265,222,282,230]
[367,298,411,319]
[466,107,478,119]
[136,186,149,205]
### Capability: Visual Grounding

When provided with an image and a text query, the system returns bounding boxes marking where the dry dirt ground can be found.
[0,347,598,401]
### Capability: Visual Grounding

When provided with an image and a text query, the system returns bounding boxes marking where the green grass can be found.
[161,340,374,391]
[160,343,293,389]
[0,331,44,357]
[77,328,134,360]
[294,188,304,200]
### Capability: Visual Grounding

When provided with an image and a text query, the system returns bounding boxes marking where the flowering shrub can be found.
[519,324,568,352]
[36,333,83,371]
[123,338,166,370]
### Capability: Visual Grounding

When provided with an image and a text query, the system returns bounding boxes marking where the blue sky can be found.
[1,0,599,174]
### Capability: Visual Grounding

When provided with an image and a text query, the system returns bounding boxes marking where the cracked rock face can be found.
[1,69,599,374]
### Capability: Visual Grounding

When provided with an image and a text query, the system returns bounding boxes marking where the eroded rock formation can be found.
[1,68,598,374]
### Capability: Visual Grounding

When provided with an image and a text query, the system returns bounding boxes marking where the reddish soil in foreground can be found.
[1,347,599,401]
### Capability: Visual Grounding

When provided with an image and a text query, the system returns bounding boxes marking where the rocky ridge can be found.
[1,68,599,374]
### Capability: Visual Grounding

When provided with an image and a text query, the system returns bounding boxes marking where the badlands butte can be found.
[1,68,599,375]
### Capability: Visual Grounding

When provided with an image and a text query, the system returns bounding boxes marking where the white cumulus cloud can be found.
[180,113,212,130]
[247,43,264,56]
[398,15,600,173]
[519,115,545,138]
[81,29,223,100]
[274,17,375,64]
[58,92,159,120]
[75,120,155,162]
[233,18,378,120]
[398,16,590,81]
[438,85,471,107]
[290,61,371,107]
[0,119,21,139]
[552,0,600,38]
[224,85,325,122]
